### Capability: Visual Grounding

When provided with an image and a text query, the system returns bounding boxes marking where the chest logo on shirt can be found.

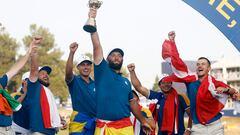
[124,81,128,86]
[93,88,96,92]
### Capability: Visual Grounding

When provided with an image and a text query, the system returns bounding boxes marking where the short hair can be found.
[198,57,211,66]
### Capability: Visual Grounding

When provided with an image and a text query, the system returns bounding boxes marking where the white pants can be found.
[0,126,14,135]
[191,120,224,135]
[31,132,46,135]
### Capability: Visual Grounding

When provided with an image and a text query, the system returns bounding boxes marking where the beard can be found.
[38,79,50,87]
[108,60,123,70]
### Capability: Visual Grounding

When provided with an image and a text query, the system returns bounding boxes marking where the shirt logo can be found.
[124,81,128,86]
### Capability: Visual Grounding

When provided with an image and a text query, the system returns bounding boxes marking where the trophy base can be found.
[83,25,97,33]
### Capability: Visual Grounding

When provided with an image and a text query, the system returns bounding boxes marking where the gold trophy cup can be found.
[83,0,102,33]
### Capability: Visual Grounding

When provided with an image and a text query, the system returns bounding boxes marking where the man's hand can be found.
[89,8,97,18]
[29,36,42,54]
[231,91,240,101]
[168,31,175,42]
[184,129,191,135]
[32,36,43,45]
[127,63,135,72]
[60,116,68,130]
[141,122,153,135]
[69,42,78,53]
[22,80,28,94]
[216,87,237,95]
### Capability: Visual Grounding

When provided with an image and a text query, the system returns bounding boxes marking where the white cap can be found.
[22,72,30,80]
[76,55,92,67]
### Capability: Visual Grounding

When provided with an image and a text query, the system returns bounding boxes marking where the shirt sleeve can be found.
[0,74,8,89]
[148,90,163,100]
[94,59,108,81]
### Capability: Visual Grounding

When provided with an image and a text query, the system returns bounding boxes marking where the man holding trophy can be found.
[84,0,153,135]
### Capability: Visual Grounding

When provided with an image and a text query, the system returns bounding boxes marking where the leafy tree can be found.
[22,24,68,101]
[0,23,20,92]
[152,75,160,91]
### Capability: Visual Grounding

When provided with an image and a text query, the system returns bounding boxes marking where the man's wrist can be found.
[185,128,192,132]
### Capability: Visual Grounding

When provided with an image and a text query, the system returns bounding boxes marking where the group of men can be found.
[1,7,240,135]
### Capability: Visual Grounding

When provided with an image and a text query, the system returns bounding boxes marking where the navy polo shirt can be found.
[0,74,12,126]
[186,81,222,124]
[13,90,30,129]
[67,75,96,117]
[26,80,55,135]
[94,59,133,121]
[149,90,189,135]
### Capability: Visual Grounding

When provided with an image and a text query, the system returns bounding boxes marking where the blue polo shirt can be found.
[0,74,12,127]
[26,80,55,135]
[94,59,133,121]
[186,81,222,124]
[149,90,189,135]
[67,75,96,117]
[13,90,29,129]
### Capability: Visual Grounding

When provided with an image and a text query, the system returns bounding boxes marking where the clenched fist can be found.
[127,63,135,72]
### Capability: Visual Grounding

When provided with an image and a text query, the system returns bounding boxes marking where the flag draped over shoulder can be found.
[40,85,61,128]
[0,89,21,116]
[161,89,179,135]
[162,40,229,124]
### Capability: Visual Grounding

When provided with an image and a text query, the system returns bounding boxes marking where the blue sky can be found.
[1,0,239,88]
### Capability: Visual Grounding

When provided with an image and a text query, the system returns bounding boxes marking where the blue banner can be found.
[182,0,240,52]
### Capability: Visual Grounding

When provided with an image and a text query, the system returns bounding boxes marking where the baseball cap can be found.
[158,74,171,85]
[76,55,92,67]
[39,66,52,75]
[107,48,124,57]
[21,72,30,80]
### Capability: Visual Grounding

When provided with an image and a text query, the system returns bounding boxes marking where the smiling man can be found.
[162,31,238,135]
[87,8,152,135]
[65,42,96,135]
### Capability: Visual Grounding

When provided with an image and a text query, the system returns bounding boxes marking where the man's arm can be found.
[89,9,103,65]
[65,42,78,83]
[6,44,33,81]
[127,63,150,97]
[184,107,192,135]
[130,99,152,134]
[29,36,42,82]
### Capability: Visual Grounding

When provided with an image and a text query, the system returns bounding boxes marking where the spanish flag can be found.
[94,118,134,135]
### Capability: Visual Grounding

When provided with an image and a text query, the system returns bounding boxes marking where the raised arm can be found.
[6,43,32,81]
[65,42,78,83]
[29,36,42,82]
[127,63,150,98]
[89,9,103,65]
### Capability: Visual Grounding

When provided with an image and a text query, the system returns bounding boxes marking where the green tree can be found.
[152,75,160,91]
[0,23,20,92]
[22,24,68,101]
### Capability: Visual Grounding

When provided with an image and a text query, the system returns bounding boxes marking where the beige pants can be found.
[191,120,224,135]
[0,126,14,135]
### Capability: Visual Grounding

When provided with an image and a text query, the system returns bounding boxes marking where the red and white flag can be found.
[162,40,229,124]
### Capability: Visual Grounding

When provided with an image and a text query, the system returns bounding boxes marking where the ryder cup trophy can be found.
[83,0,102,33]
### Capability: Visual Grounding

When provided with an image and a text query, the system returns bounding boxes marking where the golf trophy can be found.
[83,0,102,33]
